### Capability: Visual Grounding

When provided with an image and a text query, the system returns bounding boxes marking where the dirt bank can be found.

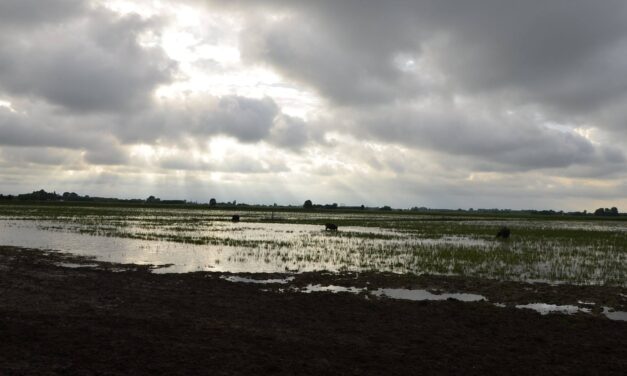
[1,246,625,375]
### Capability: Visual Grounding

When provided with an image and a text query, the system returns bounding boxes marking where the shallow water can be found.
[373,288,486,302]
[222,276,295,284]
[0,214,625,285]
[0,219,493,274]
[602,307,627,321]
[54,262,100,268]
[459,219,627,232]
[301,284,364,294]
[515,303,590,315]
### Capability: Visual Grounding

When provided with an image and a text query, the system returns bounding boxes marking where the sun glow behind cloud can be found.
[109,0,324,119]
[96,0,328,197]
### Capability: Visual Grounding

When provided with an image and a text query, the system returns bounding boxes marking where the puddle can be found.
[55,262,99,268]
[373,288,486,302]
[232,279,627,322]
[515,303,591,315]
[221,276,295,284]
[300,284,365,294]
[602,307,627,321]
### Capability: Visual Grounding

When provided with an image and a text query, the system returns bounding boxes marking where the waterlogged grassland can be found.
[0,203,625,285]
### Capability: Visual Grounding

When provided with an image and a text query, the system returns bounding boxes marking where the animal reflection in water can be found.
[325,223,338,231]
[496,226,510,239]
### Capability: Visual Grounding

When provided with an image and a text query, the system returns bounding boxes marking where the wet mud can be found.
[1,246,625,375]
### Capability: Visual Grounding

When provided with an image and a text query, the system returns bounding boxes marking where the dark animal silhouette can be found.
[325,223,338,231]
[496,226,510,239]
[231,215,240,222]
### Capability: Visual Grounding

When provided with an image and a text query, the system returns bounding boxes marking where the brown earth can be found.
[0,246,625,375]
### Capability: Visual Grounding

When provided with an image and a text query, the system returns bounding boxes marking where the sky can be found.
[1,0,627,210]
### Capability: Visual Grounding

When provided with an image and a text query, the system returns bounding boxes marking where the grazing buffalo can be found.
[231,215,240,222]
[325,223,338,231]
[496,226,510,239]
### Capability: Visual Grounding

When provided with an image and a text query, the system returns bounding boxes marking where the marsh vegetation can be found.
[0,204,625,286]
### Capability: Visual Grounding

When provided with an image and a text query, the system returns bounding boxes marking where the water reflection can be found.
[602,307,627,321]
[301,284,364,294]
[373,288,486,302]
[0,218,625,285]
[515,303,590,315]
[221,276,295,284]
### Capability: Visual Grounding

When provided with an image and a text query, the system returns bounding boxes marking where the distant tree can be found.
[146,195,160,203]
[62,192,80,201]
[594,207,619,216]
[209,198,217,207]
[18,189,60,201]
[303,200,313,209]
[380,205,392,211]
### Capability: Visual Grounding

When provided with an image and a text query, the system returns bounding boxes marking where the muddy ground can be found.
[0,246,625,375]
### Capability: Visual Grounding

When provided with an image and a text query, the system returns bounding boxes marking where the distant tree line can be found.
[594,207,619,216]
[303,200,372,210]
[0,189,186,205]
[0,190,622,216]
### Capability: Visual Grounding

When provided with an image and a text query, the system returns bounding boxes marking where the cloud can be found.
[118,95,319,149]
[345,102,619,171]
[0,103,130,166]
[0,105,98,149]
[0,0,85,29]
[0,4,175,113]
[0,146,78,167]
[1,0,627,209]
[205,96,278,142]
[233,1,627,126]
[83,145,129,166]
[269,114,316,150]
[239,4,429,105]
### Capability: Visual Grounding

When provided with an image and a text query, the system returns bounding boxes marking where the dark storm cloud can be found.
[0,4,175,113]
[350,104,624,170]
[232,1,627,120]
[198,0,627,174]
[0,93,315,160]
[0,104,130,166]
[240,8,426,105]
[117,95,316,149]
[422,1,627,115]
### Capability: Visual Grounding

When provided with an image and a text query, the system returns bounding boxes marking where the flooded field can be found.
[0,204,626,286]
